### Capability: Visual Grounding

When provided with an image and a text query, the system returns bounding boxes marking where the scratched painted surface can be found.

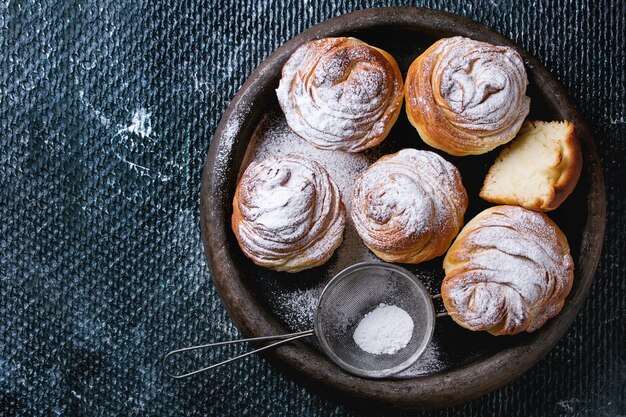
[0,1,624,416]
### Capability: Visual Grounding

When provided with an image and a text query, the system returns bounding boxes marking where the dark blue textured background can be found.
[1,1,624,416]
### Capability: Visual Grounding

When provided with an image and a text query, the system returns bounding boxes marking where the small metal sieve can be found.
[163,262,446,379]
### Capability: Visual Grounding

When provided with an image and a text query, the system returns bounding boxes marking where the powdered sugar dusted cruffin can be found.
[350,149,468,264]
[276,37,404,152]
[232,153,346,273]
[442,205,574,335]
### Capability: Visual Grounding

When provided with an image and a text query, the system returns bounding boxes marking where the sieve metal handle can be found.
[163,329,314,378]
[432,294,449,318]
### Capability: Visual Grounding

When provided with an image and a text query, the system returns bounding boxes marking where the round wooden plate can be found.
[200,7,605,410]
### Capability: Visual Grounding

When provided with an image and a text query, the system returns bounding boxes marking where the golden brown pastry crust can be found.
[232,154,345,273]
[442,206,574,335]
[548,122,583,210]
[480,120,582,211]
[276,37,404,152]
[350,149,468,264]
[405,37,530,156]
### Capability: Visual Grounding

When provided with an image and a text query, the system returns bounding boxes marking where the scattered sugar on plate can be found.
[272,286,322,331]
[396,340,442,377]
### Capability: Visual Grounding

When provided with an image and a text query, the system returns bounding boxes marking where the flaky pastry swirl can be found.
[406,37,530,156]
[442,206,574,335]
[276,37,404,152]
[232,153,345,273]
[350,149,468,264]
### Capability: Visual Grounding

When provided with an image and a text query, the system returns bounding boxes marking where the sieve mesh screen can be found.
[315,263,435,378]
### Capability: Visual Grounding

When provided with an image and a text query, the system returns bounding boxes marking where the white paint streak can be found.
[557,398,577,412]
[111,108,155,175]
[123,108,153,139]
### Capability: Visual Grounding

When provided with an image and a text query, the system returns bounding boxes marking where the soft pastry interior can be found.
[480,120,582,211]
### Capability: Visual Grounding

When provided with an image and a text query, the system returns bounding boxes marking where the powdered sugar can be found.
[353,303,414,355]
[327,223,379,277]
[272,287,322,331]
[396,340,442,377]
[214,110,247,196]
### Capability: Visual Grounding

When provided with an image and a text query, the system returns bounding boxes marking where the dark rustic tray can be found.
[200,7,605,409]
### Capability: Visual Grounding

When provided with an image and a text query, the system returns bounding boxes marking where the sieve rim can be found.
[314,262,436,379]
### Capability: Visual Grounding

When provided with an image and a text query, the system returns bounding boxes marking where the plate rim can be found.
[200,6,606,409]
